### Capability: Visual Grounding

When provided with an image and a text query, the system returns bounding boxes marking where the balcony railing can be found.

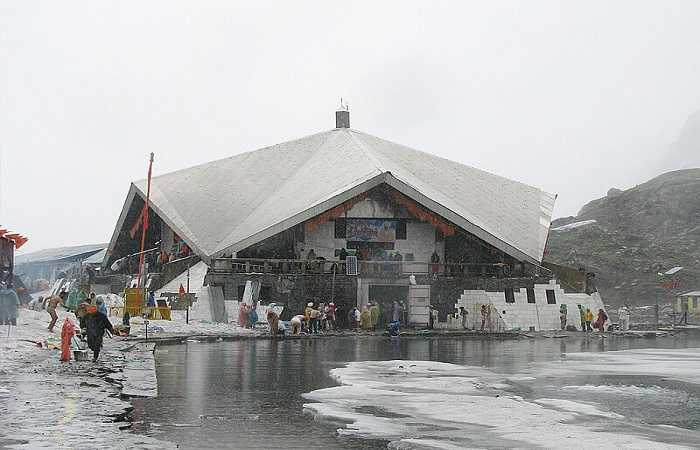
[210,257,548,278]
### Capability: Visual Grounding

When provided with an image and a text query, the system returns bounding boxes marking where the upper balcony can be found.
[210,257,552,280]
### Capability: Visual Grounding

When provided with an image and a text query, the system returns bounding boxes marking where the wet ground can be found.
[131,331,700,449]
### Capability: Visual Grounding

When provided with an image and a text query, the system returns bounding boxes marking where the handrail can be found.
[209,257,539,278]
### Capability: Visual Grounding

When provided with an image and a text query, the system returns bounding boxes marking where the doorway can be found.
[368,285,409,328]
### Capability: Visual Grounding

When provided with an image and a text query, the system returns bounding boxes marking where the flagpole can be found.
[137,153,155,305]
[186,261,190,324]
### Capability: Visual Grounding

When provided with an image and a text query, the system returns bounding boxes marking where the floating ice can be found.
[304,359,696,449]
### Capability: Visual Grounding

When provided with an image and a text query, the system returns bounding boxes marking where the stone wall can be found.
[426,276,549,321]
[454,279,605,331]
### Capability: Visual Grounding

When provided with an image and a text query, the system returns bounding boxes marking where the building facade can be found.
[105,110,602,329]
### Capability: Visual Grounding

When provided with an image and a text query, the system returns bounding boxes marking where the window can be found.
[396,220,407,240]
[546,289,556,304]
[504,288,515,303]
[527,288,536,304]
[334,219,346,238]
[260,286,271,301]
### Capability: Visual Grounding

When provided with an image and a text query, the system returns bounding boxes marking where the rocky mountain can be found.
[545,168,700,307]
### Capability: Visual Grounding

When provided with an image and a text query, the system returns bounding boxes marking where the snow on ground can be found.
[0,308,174,449]
[551,219,597,231]
[126,309,259,338]
[303,359,698,449]
[0,304,255,449]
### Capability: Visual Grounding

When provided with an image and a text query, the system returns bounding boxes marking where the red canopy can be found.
[0,226,28,249]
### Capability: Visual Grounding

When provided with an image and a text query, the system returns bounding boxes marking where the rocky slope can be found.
[545,168,700,307]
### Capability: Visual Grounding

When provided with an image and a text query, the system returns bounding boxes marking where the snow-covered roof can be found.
[82,248,107,265]
[679,291,700,297]
[665,266,684,275]
[109,128,555,264]
[15,243,107,265]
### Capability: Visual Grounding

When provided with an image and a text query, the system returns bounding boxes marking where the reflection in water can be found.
[132,333,700,449]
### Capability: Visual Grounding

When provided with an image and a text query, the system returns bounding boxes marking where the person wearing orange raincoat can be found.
[60,318,75,362]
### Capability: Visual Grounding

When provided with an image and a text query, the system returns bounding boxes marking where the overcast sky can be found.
[2,1,700,254]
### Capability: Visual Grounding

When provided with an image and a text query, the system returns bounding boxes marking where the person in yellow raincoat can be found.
[369,302,381,331]
[360,306,372,330]
[585,308,594,332]
[304,302,314,333]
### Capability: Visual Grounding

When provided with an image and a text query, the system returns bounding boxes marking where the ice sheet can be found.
[304,359,696,449]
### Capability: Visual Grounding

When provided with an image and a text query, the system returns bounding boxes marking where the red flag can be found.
[178,283,185,298]
[14,236,28,249]
[129,206,147,239]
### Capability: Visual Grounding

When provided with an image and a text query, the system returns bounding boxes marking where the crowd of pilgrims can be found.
[261,299,405,336]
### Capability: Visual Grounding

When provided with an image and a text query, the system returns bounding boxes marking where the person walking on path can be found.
[585,308,594,332]
[84,306,115,362]
[0,282,20,335]
[578,305,586,332]
[46,294,63,332]
[594,309,608,333]
[75,297,91,332]
[369,302,380,331]
[559,304,568,330]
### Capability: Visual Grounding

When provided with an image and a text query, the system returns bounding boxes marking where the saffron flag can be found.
[129,206,148,239]
[178,283,186,298]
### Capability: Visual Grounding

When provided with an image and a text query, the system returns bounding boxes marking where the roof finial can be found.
[335,100,350,128]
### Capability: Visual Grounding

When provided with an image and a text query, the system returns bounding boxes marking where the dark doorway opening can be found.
[368,285,409,329]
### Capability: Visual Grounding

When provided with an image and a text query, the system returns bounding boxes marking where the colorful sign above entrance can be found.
[346,219,397,242]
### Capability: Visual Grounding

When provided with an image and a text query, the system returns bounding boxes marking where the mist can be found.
[2,0,700,253]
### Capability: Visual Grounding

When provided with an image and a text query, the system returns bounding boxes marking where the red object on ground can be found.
[60,318,75,362]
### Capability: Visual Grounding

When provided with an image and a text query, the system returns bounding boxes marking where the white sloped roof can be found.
[15,243,107,265]
[120,128,554,264]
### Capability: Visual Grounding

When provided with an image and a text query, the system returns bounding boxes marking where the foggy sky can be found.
[2,1,700,253]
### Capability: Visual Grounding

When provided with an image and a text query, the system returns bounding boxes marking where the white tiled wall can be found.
[302,203,444,264]
[455,279,605,331]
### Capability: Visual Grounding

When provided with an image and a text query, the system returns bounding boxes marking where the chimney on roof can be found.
[336,99,350,128]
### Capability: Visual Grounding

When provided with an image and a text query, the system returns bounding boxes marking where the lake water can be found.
[131,333,700,449]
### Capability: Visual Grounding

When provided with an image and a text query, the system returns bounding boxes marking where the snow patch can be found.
[304,360,691,449]
[551,219,597,231]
